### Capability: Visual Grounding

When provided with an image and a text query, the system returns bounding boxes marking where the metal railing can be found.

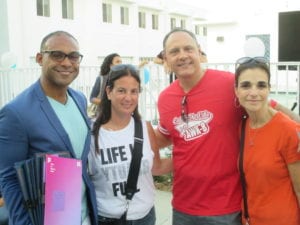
[1,62,299,119]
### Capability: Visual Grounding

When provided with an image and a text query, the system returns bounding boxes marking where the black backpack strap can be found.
[239,116,250,225]
[125,118,143,200]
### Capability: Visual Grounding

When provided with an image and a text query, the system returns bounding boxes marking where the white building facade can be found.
[0,0,208,68]
[1,0,300,113]
[1,0,299,69]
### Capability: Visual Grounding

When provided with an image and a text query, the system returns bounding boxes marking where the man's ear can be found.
[36,53,43,66]
[198,45,202,55]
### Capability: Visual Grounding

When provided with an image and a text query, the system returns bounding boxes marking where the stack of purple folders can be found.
[14,152,82,225]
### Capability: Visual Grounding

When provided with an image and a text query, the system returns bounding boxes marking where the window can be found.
[170,18,176,29]
[195,25,207,36]
[36,0,50,17]
[195,25,200,35]
[102,3,112,23]
[180,19,186,29]
[62,0,73,19]
[120,6,129,25]
[203,27,207,36]
[152,14,159,30]
[139,11,146,28]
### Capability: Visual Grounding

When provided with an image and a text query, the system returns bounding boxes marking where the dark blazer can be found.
[0,80,97,225]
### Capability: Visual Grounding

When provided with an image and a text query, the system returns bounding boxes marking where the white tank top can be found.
[88,118,155,220]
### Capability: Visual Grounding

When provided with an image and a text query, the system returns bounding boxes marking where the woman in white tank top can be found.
[88,64,172,225]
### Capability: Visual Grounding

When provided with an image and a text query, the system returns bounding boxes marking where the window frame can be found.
[138,11,146,28]
[102,3,112,23]
[62,0,74,19]
[170,17,176,30]
[152,14,159,30]
[36,0,50,17]
[180,19,186,29]
[120,6,129,25]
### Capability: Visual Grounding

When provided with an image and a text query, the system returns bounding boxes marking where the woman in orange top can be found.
[234,57,300,225]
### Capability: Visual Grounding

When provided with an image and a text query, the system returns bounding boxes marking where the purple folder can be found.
[44,155,82,225]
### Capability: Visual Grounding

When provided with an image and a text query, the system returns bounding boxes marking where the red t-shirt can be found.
[242,112,300,225]
[158,69,243,215]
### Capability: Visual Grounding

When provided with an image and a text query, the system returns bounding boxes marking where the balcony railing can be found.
[1,62,299,119]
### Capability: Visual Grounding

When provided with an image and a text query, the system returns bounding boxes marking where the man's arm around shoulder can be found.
[274,102,300,123]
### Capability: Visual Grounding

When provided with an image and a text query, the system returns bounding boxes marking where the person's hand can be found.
[0,197,4,207]
[91,97,101,105]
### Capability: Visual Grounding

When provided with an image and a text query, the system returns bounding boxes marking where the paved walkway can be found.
[155,190,172,225]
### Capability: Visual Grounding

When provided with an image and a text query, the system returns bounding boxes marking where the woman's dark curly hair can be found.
[100,53,120,76]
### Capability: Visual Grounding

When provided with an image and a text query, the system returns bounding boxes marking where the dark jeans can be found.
[98,207,155,225]
[173,209,241,225]
[0,205,8,225]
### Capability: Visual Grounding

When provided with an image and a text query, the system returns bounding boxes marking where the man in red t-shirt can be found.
[155,28,300,225]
